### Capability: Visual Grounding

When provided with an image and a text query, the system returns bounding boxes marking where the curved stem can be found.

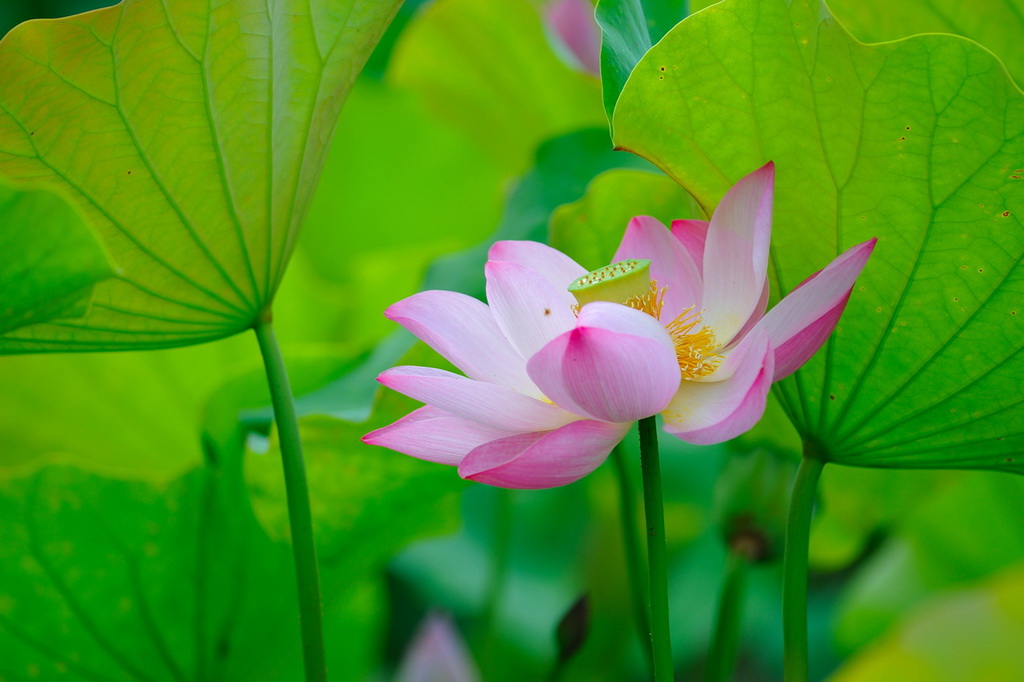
[638,416,673,680]
[782,452,825,682]
[254,316,327,682]
[705,551,748,682]
[612,444,653,674]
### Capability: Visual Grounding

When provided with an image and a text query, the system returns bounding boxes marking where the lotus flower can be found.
[364,163,875,489]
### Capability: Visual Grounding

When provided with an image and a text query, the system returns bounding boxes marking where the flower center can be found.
[568,259,721,380]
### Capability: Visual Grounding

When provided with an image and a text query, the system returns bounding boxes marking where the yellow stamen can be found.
[624,280,666,319]
[665,306,721,379]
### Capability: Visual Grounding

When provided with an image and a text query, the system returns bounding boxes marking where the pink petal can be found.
[545,0,602,75]
[488,240,587,294]
[613,215,703,319]
[728,276,770,349]
[459,419,630,489]
[526,302,681,423]
[485,260,578,360]
[756,238,876,380]
[671,219,709,276]
[362,406,517,466]
[386,290,538,396]
[662,329,774,445]
[396,612,480,682]
[700,162,775,347]
[379,366,577,432]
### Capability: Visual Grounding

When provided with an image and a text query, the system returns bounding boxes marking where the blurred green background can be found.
[1,1,1023,681]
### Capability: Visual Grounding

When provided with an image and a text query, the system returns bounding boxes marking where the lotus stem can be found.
[782,450,825,682]
[638,416,674,680]
[254,315,327,682]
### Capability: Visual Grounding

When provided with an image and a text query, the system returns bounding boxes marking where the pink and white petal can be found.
[485,260,579,359]
[662,329,774,445]
[671,219,709,276]
[362,406,517,466]
[488,240,587,293]
[613,215,703,319]
[726,276,770,350]
[526,302,681,423]
[700,162,775,346]
[772,291,850,380]
[386,290,538,396]
[459,419,630,489]
[755,238,876,380]
[379,366,577,432]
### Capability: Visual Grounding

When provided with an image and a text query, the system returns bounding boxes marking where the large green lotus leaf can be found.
[828,0,1024,87]
[549,168,700,270]
[0,177,114,335]
[612,0,1024,471]
[834,471,1024,652]
[832,563,1024,681]
[389,0,606,175]
[0,0,401,353]
[0,459,390,681]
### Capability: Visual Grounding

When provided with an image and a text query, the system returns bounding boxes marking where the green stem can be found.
[782,451,825,682]
[638,416,673,681]
[705,551,749,682]
[611,444,654,673]
[254,316,327,682]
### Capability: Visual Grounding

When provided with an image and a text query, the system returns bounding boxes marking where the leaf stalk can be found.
[781,449,825,682]
[254,318,327,682]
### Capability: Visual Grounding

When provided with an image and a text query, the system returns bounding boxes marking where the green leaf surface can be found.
[596,0,689,121]
[828,0,1024,87]
[0,0,401,352]
[549,167,699,270]
[832,564,1024,681]
[389,0,606,175]
[0,462,315,681]
[0,389,464,681]
[0,177,114,335]
[612,0,1024,471]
